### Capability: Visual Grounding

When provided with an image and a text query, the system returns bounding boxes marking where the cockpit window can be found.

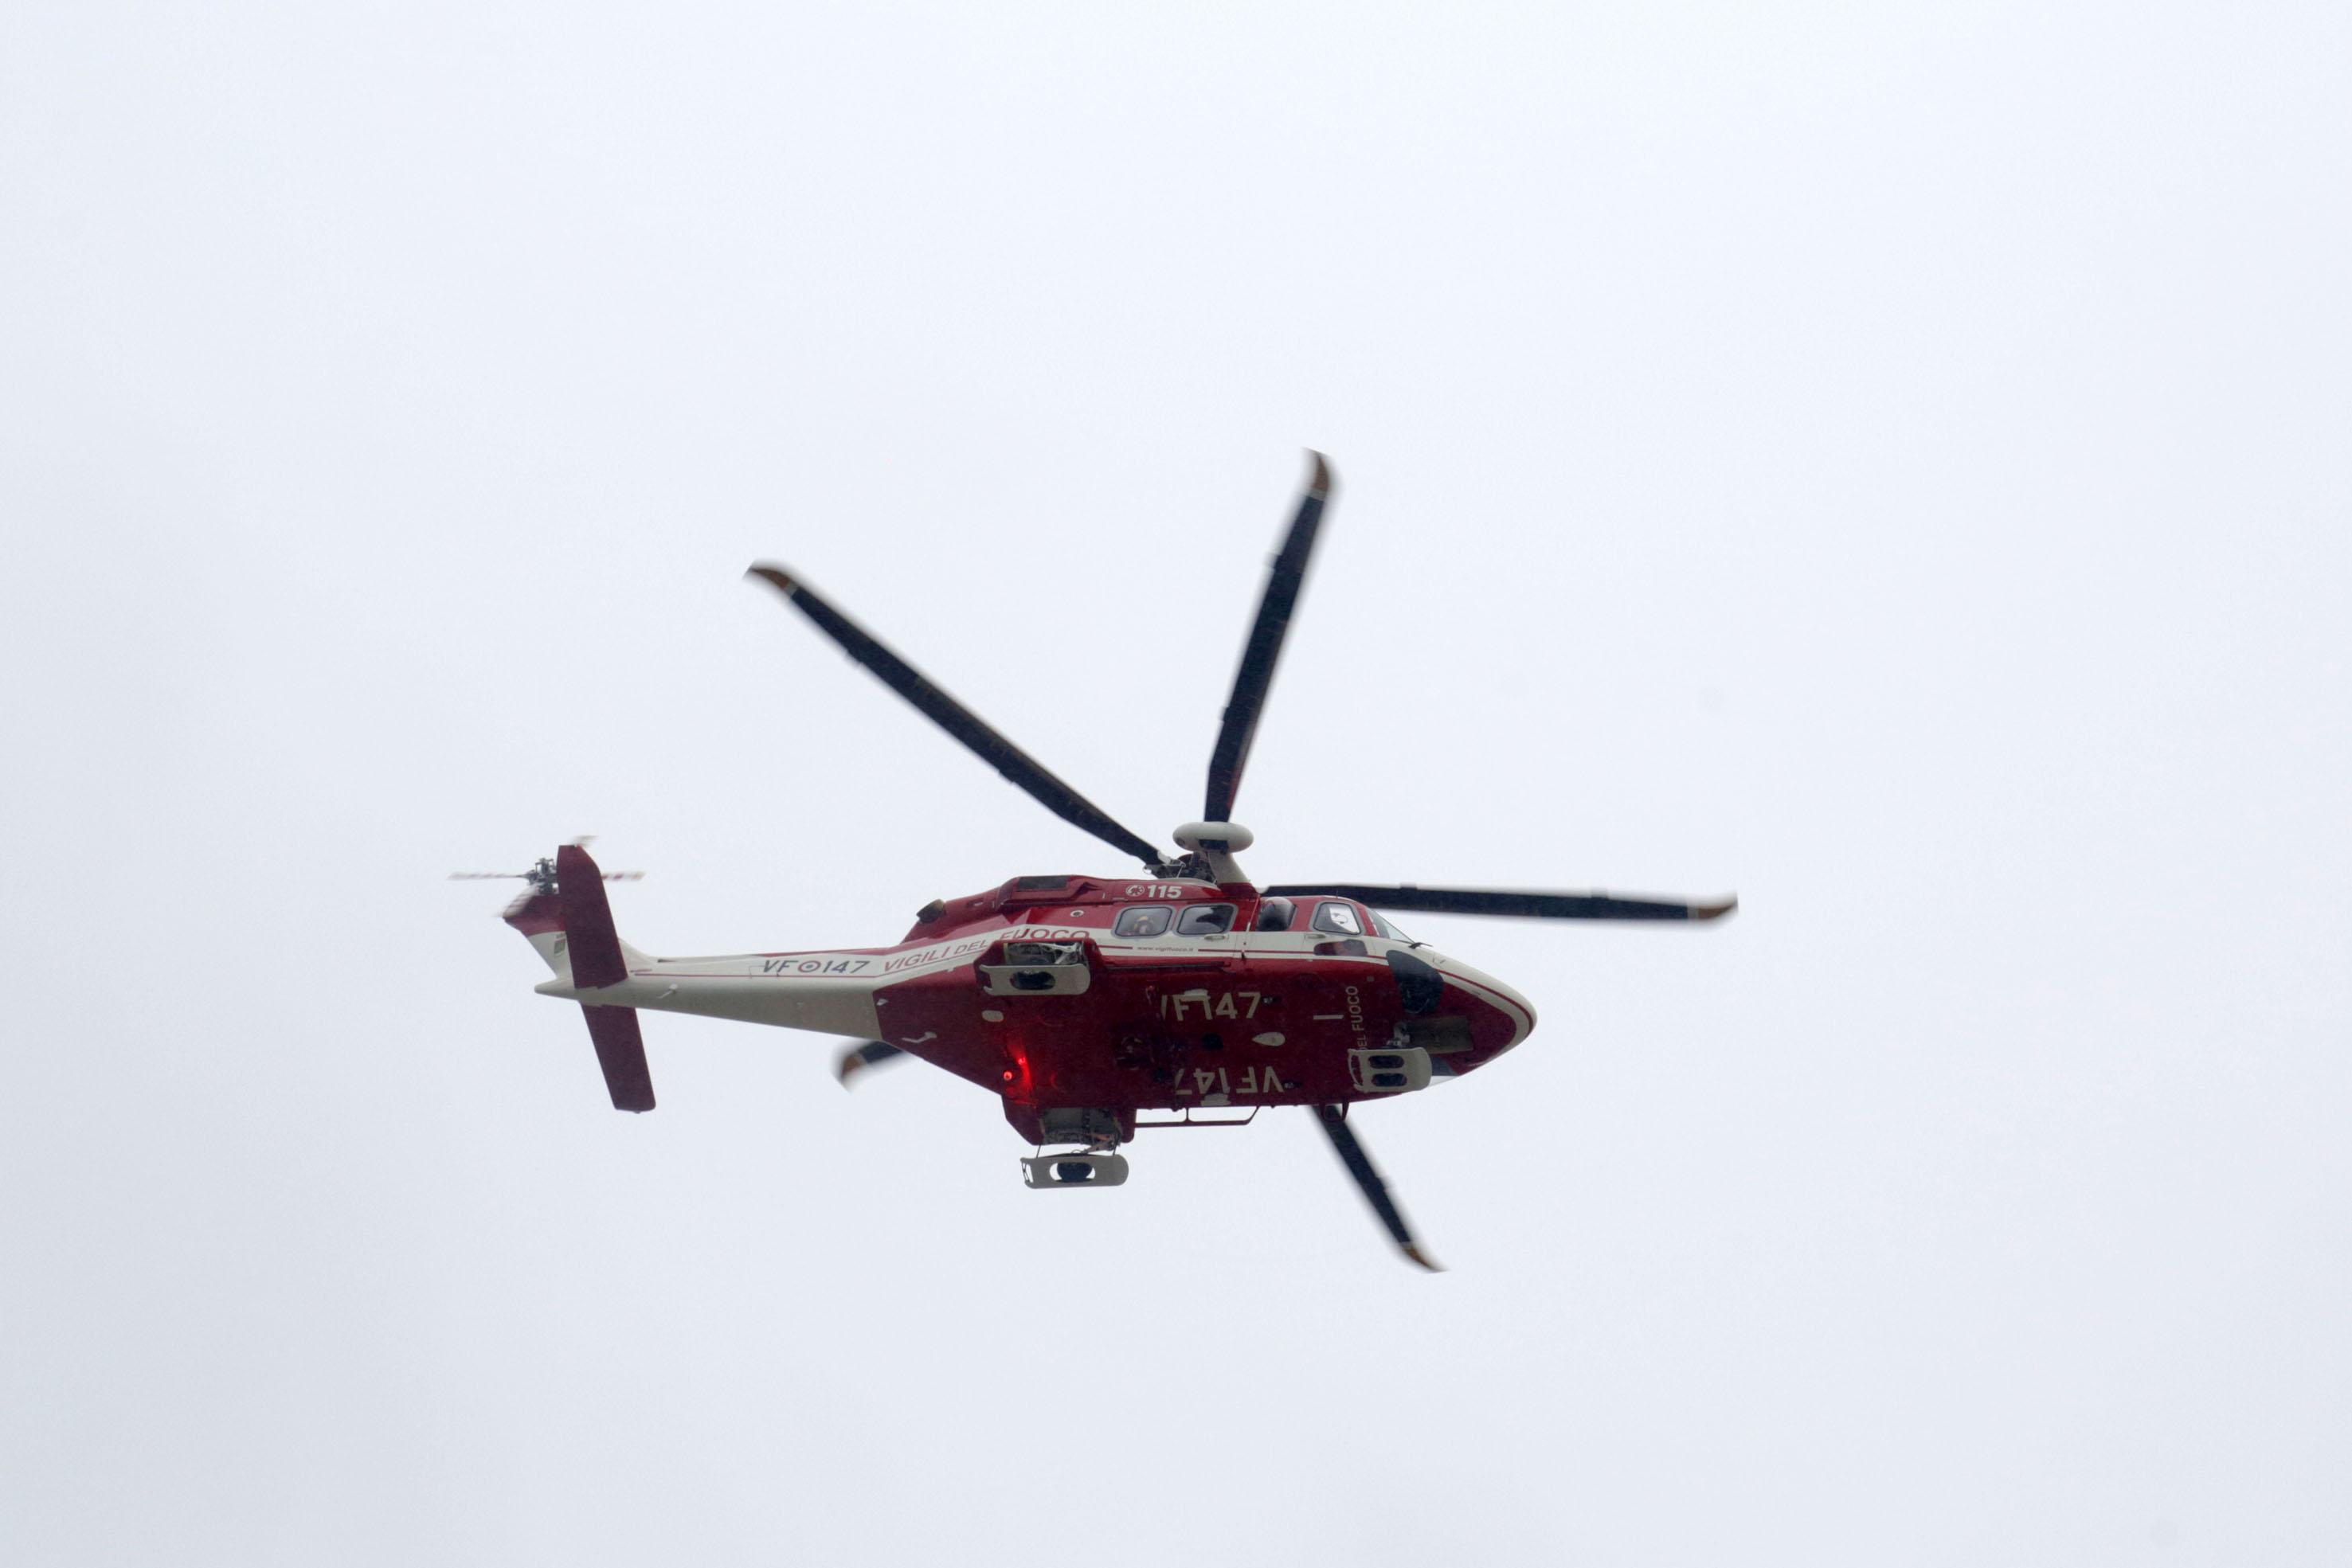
[1175,903,1237,936]
[1370,912,1412,942]
[1254,897,1297,932]
[1113,905,1173,939]
[1311,901,1364,936]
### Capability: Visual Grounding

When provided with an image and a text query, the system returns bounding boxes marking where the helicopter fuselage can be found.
[514,872,1535,1144]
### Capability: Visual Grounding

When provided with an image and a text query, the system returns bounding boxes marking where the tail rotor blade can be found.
[1270,884,1738,922]
[1313,1104,1439,1271]
[1203,452,1333,824]
[746,565,1166,870]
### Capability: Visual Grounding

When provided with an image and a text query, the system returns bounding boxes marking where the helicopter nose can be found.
[1429,954,1537,1048]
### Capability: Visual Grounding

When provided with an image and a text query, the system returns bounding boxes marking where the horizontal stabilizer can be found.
[557,843,630,987]
[582,1004,656,1112]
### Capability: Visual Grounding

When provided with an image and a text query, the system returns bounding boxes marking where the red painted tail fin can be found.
[557,845,653,1111]
[496,844,656,1112]
[582,1003,656,1112]
[555,843,628,989]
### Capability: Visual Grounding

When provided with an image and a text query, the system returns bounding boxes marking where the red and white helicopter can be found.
[469,455,1734,1268]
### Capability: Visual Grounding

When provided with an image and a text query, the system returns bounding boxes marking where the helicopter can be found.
[471,454,1735,1269]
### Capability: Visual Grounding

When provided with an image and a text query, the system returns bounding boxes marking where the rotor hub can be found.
[1172,822,1254,886]
[1172,821,1254,854]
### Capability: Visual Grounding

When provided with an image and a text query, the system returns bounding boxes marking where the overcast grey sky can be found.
[4,2,2347,1563]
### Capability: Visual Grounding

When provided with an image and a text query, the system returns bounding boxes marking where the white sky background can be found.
[3,2,2346,1562]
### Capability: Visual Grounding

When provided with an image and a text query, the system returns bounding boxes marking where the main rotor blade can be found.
[834,1039,905,1088]
[747,565,1166,870]
[1313,1104,1439,1271]
[1203,453,1333,823]
[1268,883,1738,921]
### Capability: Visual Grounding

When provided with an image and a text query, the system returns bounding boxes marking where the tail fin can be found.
[501,844,656,1113]
[556,843,628,987]
[582,1003,656,1112]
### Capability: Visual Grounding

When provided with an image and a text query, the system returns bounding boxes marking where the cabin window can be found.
[1113,905,1173,938]
[1311,901,1364,936]
[1175,903,1238,936]
[1254,897,1297,932]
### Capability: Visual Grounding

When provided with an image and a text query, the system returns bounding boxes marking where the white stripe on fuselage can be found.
[555,925,1532,1050]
